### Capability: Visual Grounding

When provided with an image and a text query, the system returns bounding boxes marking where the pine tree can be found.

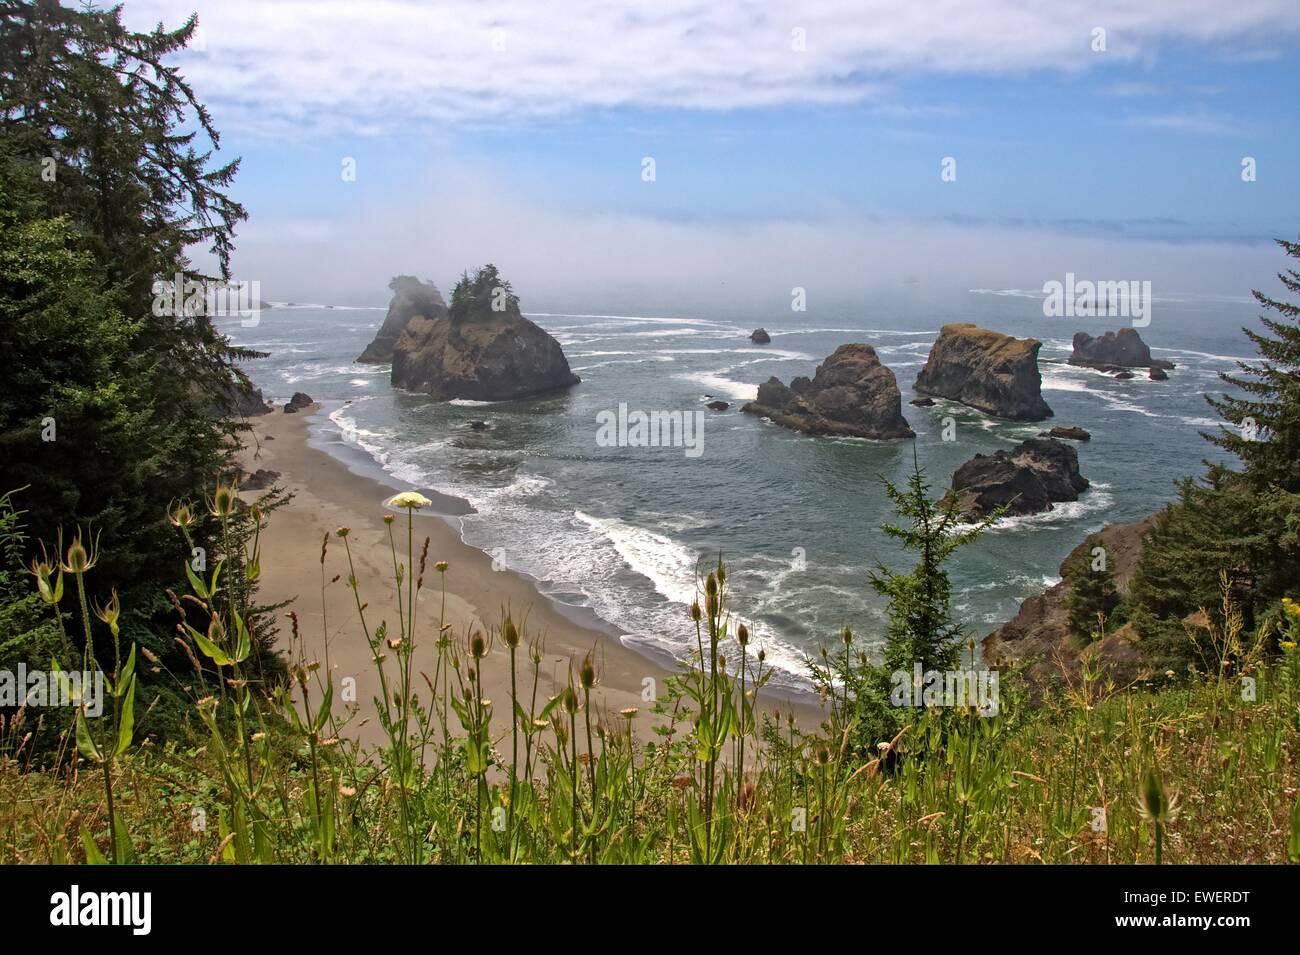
[1205,237,1300,492]
[872,453,997,673]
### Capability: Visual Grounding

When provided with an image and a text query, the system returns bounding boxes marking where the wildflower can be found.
[61,528,100,575]
[737,622,749,646]
[1136,767,1180,824]
[435,560,448,573]
[383,514,394,525]
[387,491,432,510]
[339,785,357,797]
[757,648,766,664]
[620,707,638,719]
[92,590,121,637]
[335,527,350,538]
[28,556,61,605]
[166,500,194,529]
[208,481,236,520]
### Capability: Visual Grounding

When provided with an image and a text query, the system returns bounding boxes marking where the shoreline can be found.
[237,407,825,749]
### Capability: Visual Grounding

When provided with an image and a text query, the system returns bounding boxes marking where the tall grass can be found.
[1,486,1297,865]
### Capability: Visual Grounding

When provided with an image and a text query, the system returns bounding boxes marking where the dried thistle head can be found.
[502,616,520,649]
[208,481,236,520]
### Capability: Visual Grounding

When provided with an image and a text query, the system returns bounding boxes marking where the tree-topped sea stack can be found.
[357,275,448,363]
[913,323,1053,421]
[741,343,914,439]
[389,264,580,401]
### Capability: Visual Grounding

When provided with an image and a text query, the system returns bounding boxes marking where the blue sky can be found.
[122,1,1300,304]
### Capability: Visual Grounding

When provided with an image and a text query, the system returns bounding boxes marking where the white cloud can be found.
[219,163,1285,306]
[120,0,1300,135]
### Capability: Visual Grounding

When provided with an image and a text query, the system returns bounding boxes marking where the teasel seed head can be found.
[841,626,853,646]
[580,654,596,690]
[502,616,520,649]
[209,481,236,520]
[690,600,702,622]
[738,622,750,646]
[167,499,194,530]
[470,631,487,659]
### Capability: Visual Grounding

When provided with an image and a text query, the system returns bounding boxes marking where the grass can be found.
[1,488,1298,865]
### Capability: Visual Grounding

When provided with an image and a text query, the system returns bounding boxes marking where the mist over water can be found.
[231,289,1252,690]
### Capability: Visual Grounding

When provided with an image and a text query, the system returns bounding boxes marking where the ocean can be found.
[227,288,1256,691]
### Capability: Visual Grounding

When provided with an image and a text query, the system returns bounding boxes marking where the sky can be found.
[119,0,1300,308]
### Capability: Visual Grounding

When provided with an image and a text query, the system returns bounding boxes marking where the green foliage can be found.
[448,264,520,324]
[1062,538,1121,640]
[1120,238,1300,669]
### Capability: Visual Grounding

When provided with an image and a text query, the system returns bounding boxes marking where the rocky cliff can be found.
[741,344,914,439]
[357,276,447,363]
[982,517,1157,686]
[947,437,1088,520]
[1068,329,1174,370]
[913,324,1053,420]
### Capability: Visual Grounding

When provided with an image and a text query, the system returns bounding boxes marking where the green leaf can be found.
[114,674,135,757]
[313,679,333,733]
[80,825,106,864]
[187,622,232,666]
[112,813,136,864]
[184,559,209,599]
[75,709,101,762]
[116,643,137,699]
[232,608,251,664]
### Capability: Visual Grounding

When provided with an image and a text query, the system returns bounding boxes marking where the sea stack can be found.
[358,276,448,363]
[741,343,914,439]
[1068,329,1173,371]
[946,437,1088,520]
[913,323,1053,421]
[389,265,580,401]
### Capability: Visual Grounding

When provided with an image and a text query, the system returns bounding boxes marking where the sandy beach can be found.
[237,406,824,753]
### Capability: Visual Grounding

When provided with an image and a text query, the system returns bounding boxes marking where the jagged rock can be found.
[982,517,1158,687]
[947,437,1088,520]
[283,392,314,413]
[216,379,273,418]
[1149,366,1168,381]
[913,324,1053,421]
[1069,329,1174,370]
[741,344,914,439]
[750,328,771,344]
[239,468,280,491]
[468,420,490,431]
[1039,426,1091,441]
[390,266,579,401]
[1113,370,1134,380]
[357,276,448,363]
[706,400,729,411]
[910,396,936,407]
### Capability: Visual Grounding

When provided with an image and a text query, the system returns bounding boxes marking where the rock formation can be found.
[1068,329,1173,370]
[913,324,1053,420]
[357,276,448,363]
[741,344,914,439]
[239,468,280,491]
[910,397,935,407]
[946,437,1088,520]
[982,517,1157,686]
[283,392,314,413]
[389,265,580,401]
[706,400,729,411]
[1149,366,1168,381]
[750,328,771,344]
[1039,426,1090,441]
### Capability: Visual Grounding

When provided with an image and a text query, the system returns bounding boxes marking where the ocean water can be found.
[227,289,1256,691]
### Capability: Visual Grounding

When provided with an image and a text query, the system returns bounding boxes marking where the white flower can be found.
[387,491,432,510]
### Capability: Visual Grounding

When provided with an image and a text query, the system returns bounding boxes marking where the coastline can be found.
[237,406,826,750]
